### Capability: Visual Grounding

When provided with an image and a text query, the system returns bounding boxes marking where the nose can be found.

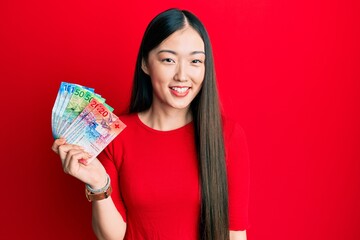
[173,62,188,82]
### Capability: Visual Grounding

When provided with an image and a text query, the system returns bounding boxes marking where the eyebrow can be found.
[157,49,206,55]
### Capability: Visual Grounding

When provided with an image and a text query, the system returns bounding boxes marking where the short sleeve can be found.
[224,120,250,230]
[97,139,127,222]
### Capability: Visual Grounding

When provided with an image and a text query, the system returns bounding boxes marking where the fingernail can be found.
[79,158,87,165]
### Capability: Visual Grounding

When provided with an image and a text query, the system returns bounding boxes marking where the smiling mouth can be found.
[170,87,190,93]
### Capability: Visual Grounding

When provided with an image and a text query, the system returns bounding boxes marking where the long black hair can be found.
[129,8,229,240]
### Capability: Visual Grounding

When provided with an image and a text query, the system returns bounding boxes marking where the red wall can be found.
[1,0,359,239]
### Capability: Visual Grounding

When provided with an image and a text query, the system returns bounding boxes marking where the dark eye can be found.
[162,58,175,63]
[192,59,203,64]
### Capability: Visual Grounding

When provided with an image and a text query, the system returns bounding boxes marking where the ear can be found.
[141,58,149,75]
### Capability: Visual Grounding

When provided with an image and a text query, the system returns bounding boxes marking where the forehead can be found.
[155,27,205,53]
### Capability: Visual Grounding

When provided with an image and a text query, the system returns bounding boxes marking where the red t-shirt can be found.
[98,113,250,239]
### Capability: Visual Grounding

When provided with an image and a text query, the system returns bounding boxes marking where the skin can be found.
[52,25,246,240]
[140,26,205,130]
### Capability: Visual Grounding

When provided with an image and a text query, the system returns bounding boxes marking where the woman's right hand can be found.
[51,138,107,189]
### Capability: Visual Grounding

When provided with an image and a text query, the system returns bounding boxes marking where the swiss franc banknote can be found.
[63,98,126,161]
[52,82,126,160]
[52,82,95,138]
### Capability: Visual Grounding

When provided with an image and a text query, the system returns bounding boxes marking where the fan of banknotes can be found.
[52,82,126,161]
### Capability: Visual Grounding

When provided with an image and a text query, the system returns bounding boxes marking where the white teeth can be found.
[171,87,189,93]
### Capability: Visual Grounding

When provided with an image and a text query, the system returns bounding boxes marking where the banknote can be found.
[53,83,79,138]
[52,82,126,160]
[52,82,68,137]
[53,82,77,137]
[52,82,96,138]
[57,85,104,137]
[61,98,115,139]
[61,98,102,140]
[63,98,126,160]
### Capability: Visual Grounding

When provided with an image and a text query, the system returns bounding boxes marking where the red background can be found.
[1,0,359,239]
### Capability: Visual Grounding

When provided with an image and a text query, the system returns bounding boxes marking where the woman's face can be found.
[142,26,205,112]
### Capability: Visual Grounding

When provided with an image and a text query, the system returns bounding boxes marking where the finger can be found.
[62,149,84,167]
[80,154,94,165]
[63,151,92,176]
[74,151,92,165]
[51,138,66,154]
[58,144,84,160]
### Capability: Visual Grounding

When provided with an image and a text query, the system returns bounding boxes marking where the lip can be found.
[169,86,191,97]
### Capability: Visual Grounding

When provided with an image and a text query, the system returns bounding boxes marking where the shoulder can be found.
[105,113,139,150]
[110,113,139,144]
[221,114,247,144]
[221,114,249,165]
[117,113,138,127]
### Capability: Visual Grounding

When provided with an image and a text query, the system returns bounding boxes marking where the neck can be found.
[138,105,193,131]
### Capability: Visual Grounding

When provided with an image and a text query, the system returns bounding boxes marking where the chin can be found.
[170,102,192,110]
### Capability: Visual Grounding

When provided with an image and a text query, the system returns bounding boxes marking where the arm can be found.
[92,196,126,240]
[230,230,247,240]
[224,120,250,238]
[52,138,126,239]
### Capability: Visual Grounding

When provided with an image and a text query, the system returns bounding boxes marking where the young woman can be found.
[52,8,249,240]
